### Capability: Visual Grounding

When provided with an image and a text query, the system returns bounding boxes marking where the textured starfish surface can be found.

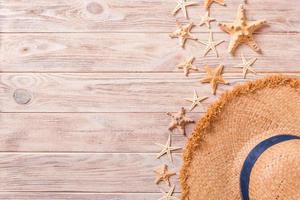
[199,11,216,28]
[154,164,176,186]
[218,4,267,54]
[204,0,226,10]
[198,31,224,57]
[158,185,179,200]
[185,89,208,111]
[235,53,257,78]
[172,0,198,19]
[170,21,197,48]
[201,64,228,95]
[177,56,198,76]
[167,107,195,136]
[155,134,181,163]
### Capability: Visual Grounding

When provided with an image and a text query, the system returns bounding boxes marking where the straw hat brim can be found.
[180,75,300,200]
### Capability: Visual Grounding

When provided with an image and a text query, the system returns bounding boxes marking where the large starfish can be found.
[198,31,224,57]
[185,89,208,111]
[218,4,267,54]
[167,107,195,136]
[199,11,216,28]
[234,53,257,78]
[158,185,179,200]
[204,0,226,10]
[154,164,176,186]
[172,0,198,19]
[177,56,198,77]
[155,134,181,163]
[201,64,228,95]
[170,21,197,48]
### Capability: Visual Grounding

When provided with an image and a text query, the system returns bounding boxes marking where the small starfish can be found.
[167,107,195,136]
[199,11,216,28]
[185,89,208,111]
[172,0,198,19]
[234,53,257,79]
[177,56,198,77]
[170,21,197,48]
[218,4,267,54]
[201,64,228,95]
[204,0,226,10]
[198,31,224,57]
[158,185,179,200]
[155,134,181,163]
[154,164,176,186]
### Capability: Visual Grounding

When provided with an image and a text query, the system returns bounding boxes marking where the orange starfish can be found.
[167,107,195,136]
[204,0,226,10]
[201,64,228,95]
[154,164,176,186]
[218,4,267,54]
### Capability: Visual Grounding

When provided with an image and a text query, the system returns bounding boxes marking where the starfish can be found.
[204,0,226,10]
[167,107,195,136]
[199,11,216,28]
[170,21,197,48]
[201,64,228,95]
[177,56,198,77]
[154,164,176,186]
[158,185,179,200]
[155,134,181,163]
[234,53,257,78]
[185,89,208,111]
[172,0,198,19]
[218,4,267,54]
[198,31,224,57]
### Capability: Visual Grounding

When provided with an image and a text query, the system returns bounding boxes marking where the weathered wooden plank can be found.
[1,33,300,72]
[0,0,299,33]
[0,73,299,113]
[0,153,182,193]
[0,113,198,152]
[0,192,167,200]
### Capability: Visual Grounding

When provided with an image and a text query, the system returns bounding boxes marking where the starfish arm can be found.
[218,22,234,34]
[236,4,247,25]
[246,37,261,53]
[185,98,193,103]
[179,37,187,48]
[166,112,175,118]
[168,122,177,131]
[172,5,181,15]
[155,176,162,184]
[217,77,227,84]
[247,58,258,67]
[215,64,224,76]
[211,79,218,95]
[184,68,189,76]
[245,66,257,74]
[198,40,208,46]
[156,149,166,159]
[179,126,186,136]
[214,0,226,5]
[201,77,212,83]
[189,103,197,111]
[167,150,173,163]
[203,45,211,57]
[187,34,197,40]
[182,5,188,19]
[184,117,195,124]
[204,0,212,10]
[248,20,267,33]
[242,67,248,79]
[228,35,242,54]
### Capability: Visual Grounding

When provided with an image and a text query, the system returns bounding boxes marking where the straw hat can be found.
[180,75,300,200]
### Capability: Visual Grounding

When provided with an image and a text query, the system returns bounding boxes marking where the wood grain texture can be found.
[0,192,166,200]
[1,33,300,72]
[0,153,182,193]
[0,113,197,152]
[0,0,299,33]
[1,73,298,113]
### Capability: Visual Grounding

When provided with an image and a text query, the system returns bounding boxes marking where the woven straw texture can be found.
[180,75,300,200]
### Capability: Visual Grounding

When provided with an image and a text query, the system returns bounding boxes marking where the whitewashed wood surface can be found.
[0,0,299,199]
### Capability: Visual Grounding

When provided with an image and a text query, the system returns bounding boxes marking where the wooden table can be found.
[0,0,299,199]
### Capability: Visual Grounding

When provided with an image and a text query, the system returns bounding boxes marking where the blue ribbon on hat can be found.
[240,134,300,200]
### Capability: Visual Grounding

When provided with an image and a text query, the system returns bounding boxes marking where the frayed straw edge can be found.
[179,75,300,200]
